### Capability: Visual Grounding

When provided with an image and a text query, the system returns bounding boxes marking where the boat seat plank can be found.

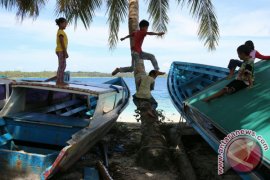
[5,112,89,128]
[0,133,12,146]
[35,99,82,113]
[61,106,87,116]
[84,167,99,180]
[0,118,5,126]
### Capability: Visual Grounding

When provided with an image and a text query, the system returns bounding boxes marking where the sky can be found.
[0,0,270,73]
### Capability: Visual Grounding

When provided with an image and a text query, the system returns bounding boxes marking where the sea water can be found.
[23,77,180,123]
[72,77,180,123]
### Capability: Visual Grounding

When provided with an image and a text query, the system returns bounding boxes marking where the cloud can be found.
[1,1,270,73]
[220,10,270,37]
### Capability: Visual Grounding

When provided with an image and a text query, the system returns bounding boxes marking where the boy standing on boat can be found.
[55,17,69,86]
[133,70,164,117]
[204,45,254,102]
[112,20,165,76]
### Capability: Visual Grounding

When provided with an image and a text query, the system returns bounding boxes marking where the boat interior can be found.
[1,87,99,151]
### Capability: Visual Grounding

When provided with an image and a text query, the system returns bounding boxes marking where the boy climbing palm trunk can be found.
[112,20,165,76]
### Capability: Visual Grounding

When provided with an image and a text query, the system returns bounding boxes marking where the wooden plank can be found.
[7,112,89,128]
[6,122,78,146]
[61,106,87,116]
[0,118,5,126]
[35,99,82,113]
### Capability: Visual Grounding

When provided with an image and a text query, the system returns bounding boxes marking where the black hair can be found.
[139,20,149,28]
[149,70,157,76]
[245,40,255,50]
[55,17,67,26]
[237,44,252,56]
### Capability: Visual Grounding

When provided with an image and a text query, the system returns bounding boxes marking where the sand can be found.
[50,122,240,180]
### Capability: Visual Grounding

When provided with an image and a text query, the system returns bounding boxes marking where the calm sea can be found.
[24,77,180,122]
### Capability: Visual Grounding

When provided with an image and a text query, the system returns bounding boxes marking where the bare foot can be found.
[157,71,166,76]
[112,68,120,76]
[56,82,69,86]
[226,73,234,79]
[226,75,233,79]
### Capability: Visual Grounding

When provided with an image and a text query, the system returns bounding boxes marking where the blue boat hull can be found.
[0,77,130,179]
[167,61,229,115]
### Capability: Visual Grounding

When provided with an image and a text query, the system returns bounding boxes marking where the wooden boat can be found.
[0,76,14,109]
[0,77,130,179]
[167,61,229,116]
[168,61,270,179]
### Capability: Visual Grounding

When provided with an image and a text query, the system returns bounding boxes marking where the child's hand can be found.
[158,32,165,36]
[65,52,69,58]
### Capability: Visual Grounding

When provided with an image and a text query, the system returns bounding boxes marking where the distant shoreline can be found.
[0,71,167,78]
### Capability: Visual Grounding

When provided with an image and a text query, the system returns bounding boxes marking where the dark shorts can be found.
[228,59,243,69]
[132,94,158,110]
[226,80,248,93]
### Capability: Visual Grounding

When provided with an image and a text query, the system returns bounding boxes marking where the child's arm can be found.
[59,35,68,58]
[248,75,253,88]
[255,51,270,60]
[146,32,165,36]
[120,34,132,41]
[244,64,253,88]
[150,82,155,91]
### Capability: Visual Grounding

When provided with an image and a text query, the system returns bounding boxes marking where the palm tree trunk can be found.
[128,0,170,170]
[128,0,145,90]
[128,0,139,49]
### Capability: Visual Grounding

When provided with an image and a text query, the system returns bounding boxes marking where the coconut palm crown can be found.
[0,0,219,50]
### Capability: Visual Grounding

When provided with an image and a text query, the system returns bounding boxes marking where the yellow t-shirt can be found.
[135,76,154,99]
[56,29,68,52]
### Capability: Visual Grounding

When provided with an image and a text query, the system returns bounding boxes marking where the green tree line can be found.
[0,71,136,78]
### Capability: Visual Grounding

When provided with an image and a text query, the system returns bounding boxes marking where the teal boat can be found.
[0,77,130,179]
[168,61,270,179]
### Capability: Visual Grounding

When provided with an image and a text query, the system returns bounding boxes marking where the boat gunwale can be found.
[10,81,123,96]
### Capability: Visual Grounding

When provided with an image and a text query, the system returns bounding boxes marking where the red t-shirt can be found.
[131,30,147,53]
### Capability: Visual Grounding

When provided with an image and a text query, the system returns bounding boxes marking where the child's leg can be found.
[227,59,243,79]
[203,88,228,102]
[203,80,248,102]
[112,52,138,75]
[140,51,160,70]
[56,52,66,84]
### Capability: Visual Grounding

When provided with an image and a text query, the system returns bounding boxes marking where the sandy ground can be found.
[50,122,240,180]
[2,122,241,180]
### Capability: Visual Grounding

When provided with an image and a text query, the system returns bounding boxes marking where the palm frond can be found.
[0,0,17,10]
[146,0,169,32]
[0,0,47,20]
[55,0,102,29]
[106,0,128,49]
[176,0,219,51]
